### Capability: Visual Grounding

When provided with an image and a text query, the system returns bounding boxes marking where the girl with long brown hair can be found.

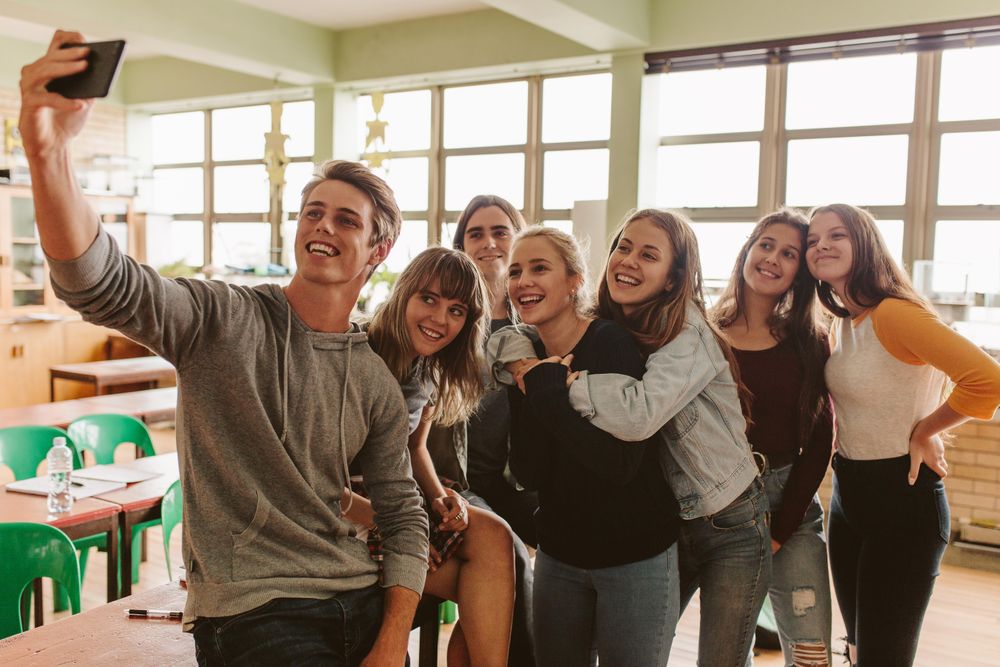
[807,204,1000,666]
[712,208,834,665]
[491,210,770,665]
[347,246,517,667]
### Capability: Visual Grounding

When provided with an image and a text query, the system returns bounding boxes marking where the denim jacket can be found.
[487,304,757,519]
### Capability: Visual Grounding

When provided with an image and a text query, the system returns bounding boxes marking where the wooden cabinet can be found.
[0,321,65,407]
[0,185,136,315]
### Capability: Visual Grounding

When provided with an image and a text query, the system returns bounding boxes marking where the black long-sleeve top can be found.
[508,319,679,569]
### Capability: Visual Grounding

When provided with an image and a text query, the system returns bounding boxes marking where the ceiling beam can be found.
[484,0,650,50]
[2,0,337,85]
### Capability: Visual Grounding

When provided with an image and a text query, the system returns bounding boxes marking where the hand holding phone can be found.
[46,40,126,99]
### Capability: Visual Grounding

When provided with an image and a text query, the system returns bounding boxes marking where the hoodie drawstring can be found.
[279,301,291,444]
[339,338,354,516]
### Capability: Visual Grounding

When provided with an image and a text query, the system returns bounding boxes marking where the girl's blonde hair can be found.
[508,226,592,321]
[368,247,489,426]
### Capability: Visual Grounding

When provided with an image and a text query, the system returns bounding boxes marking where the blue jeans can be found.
[533,546,679,667]
[762,464,832,666]
[828,454,949,667]
[679,476,771,667]
[193,586,384,666]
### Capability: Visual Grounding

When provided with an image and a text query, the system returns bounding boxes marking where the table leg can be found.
[107,518,120,601]
[119,512,132,598]
[50,376,56,402]
[32,578,44,628]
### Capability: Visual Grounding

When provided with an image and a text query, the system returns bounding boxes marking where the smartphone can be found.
[46,40,126,99]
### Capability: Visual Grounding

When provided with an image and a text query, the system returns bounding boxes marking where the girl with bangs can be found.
[491,210,769,665]
[711,208,834,666]
[499,226,681,666]
[345,246,516,667]
[806,204,1000,666]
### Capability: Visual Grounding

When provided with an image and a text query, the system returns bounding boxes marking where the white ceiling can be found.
[0,1,488,62]
[231,0,487,30]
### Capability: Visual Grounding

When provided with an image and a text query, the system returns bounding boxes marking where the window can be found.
[357,71,613,247]
[150,100,314,273]
[651,44,1000,312]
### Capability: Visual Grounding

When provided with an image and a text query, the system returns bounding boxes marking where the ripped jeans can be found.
[762,464,832,666]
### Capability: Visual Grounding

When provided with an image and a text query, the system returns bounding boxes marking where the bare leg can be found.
[424,507,515,667]
[447,622,471,667]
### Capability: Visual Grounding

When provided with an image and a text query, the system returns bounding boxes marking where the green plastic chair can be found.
[160,478,183,580]
[0,523,82,639]
[64,415,158,604]
[0,426,82,480]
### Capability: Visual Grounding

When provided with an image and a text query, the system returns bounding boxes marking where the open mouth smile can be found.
[306,242,339,257]
[418,324,444,340]
[615,273,640,287]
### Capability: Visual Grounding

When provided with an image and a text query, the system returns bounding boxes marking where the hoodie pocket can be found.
[231,492,332,581]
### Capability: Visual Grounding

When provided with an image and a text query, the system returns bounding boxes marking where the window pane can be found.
[146,216,204,269]
[659,67,765,135]
[542,73,612,143]
[543,149,609,210]
[875,219,905,268]
[656,142,759,208]
[938,132,1000,205]
[213,222,271,269]
[444,81,528,148]
[214,164,269,213]
[283,161,316,212]
[691,222,755,281]
[934,221,1000,293]
[384,220,429,273]
[152,168,203,214]
[212,105,269,161]
[357,90,431,153]
[445,153,525,210]
[939,45,1000,121]
[543,220,573,234]
[441,222,458,247]
[786,54,916,129]
[785,135,908,206]
[281,100,314,158]
[370,157,429,212]
[152,111,204,164]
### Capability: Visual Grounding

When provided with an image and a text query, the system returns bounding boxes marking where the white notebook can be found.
[72,464,160,484]
[5,476,126,499]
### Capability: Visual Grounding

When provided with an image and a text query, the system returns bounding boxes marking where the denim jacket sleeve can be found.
[486,324,541,388]
[567,312,728,442]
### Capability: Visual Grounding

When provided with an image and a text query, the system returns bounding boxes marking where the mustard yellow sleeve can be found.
[870,298,1000,420]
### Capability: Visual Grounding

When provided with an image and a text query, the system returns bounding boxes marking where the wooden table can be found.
[50,358,175,401]
[0,582,193,665]
[0,494,120,624]
[96,454,180,598]
[0,387,177,430]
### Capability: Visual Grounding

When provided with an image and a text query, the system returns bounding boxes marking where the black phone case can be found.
[46,40,126,99]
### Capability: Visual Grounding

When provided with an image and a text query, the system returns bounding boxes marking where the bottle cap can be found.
[53,436,67,447]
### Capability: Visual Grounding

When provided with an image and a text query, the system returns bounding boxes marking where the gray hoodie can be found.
[48,230,428,629]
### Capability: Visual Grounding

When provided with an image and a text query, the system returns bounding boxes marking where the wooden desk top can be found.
[50,357,175,383]
[96,453,179,511]
[0,493,119,528]
[0,583,193,665]
[0,387,177,429]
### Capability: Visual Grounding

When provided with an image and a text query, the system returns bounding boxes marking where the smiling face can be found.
[806,211,853,289]
[293,179,387,287]
[462,206,516,283]
[404,280,469,358]
[742,222,803,299]
[508,236,581,327]
[606,217,674,316]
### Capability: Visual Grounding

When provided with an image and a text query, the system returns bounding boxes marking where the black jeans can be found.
[193,586,383,666]
[463,488,536,667]
[467,472,539,548]
[828,454,950,667]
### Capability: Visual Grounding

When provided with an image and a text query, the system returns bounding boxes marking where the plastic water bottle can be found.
[47,436,74,514]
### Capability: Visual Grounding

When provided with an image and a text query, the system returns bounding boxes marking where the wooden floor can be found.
[33,424,1000,666]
